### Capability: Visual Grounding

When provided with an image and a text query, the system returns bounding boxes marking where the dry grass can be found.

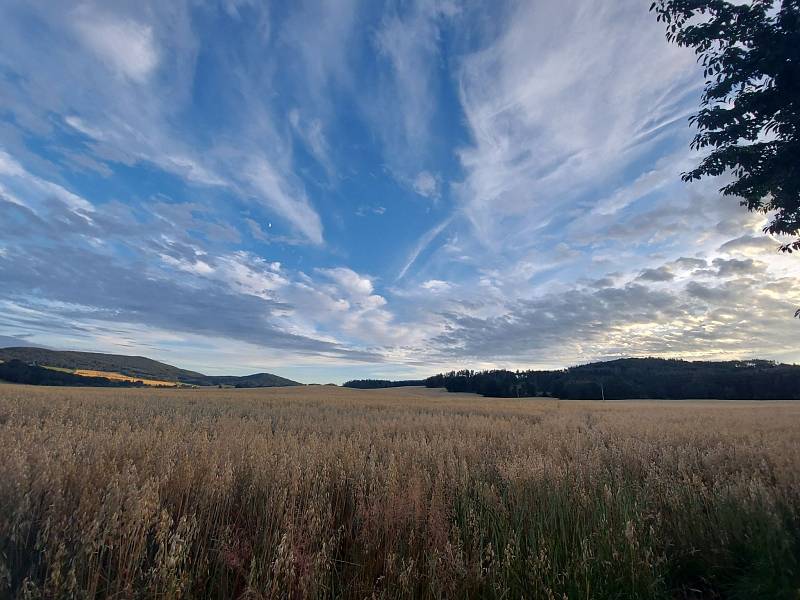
[0,384,798,599]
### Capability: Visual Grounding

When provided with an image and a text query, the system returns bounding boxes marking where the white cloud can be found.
[718,234,779,257]
[40,180,95,215]
[212,254,288,298]
[160,155,227,187]
[412,170,439,199]
[245,158,324,245]
[64,115,107,140]
[289,108,335,177]
[161,254,215,277]
[0,149,94,216]
[356,205,386,217]
[296,266,424,347]
[72,7,159,83]
[0,150,25,177]
[421,279,451,293]
[282,0,358,101]
[318,267,374,297]
[397,216,453,280]
[368,1,458,175]
[590,151,689,216]
[456,0,699,248]
[375,11,438,150]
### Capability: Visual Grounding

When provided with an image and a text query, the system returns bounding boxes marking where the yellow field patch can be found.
[39,365,177,387]
[72,369,178,387]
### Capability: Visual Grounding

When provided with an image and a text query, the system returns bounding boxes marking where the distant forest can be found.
[422,358,800,400]
[342,379,426,389]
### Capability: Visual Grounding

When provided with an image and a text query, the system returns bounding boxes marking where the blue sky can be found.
[1,0,798,383]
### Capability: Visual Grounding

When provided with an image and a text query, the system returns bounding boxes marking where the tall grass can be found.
[0,384,798,599]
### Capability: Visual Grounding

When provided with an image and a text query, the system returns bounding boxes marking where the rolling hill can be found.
[0,347,301,388]
[0,360,149,387]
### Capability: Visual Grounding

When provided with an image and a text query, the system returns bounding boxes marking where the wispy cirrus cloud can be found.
[397,216,453,280]
[455,0,699,249]
[0,1,328,244]
[244,158,324,245]
[71,6,160,83]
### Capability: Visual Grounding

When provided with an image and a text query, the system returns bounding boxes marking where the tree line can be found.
[342,379,426,389]
[423,358,800,400]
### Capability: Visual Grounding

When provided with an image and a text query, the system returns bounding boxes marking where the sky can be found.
[0,0,798,384]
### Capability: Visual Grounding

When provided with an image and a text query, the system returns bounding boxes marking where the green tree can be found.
[651,1,800,257]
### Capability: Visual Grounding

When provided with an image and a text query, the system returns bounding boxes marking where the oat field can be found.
[0,384,798,599]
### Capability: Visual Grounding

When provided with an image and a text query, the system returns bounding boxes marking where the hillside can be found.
[0,360,145,387]
[0,347,204,381]
[0,347,301,388]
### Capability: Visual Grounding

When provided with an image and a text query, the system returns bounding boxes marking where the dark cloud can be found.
[637,266,674,282]
[433,282,683,362]
[685,281,734,302]
[429,267,800,365]
[588,277,615,289]
[712,257,766,277]
[673,257,707,271]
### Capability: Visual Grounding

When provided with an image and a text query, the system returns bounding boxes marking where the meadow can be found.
[0,384,798,599]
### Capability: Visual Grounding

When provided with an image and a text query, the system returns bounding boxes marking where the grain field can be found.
[0,385,798,599]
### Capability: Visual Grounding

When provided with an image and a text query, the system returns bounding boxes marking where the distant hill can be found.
[201,373,302,388]
[0,347,301,388]
[0,347,204,381]
[424,358,800,400]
